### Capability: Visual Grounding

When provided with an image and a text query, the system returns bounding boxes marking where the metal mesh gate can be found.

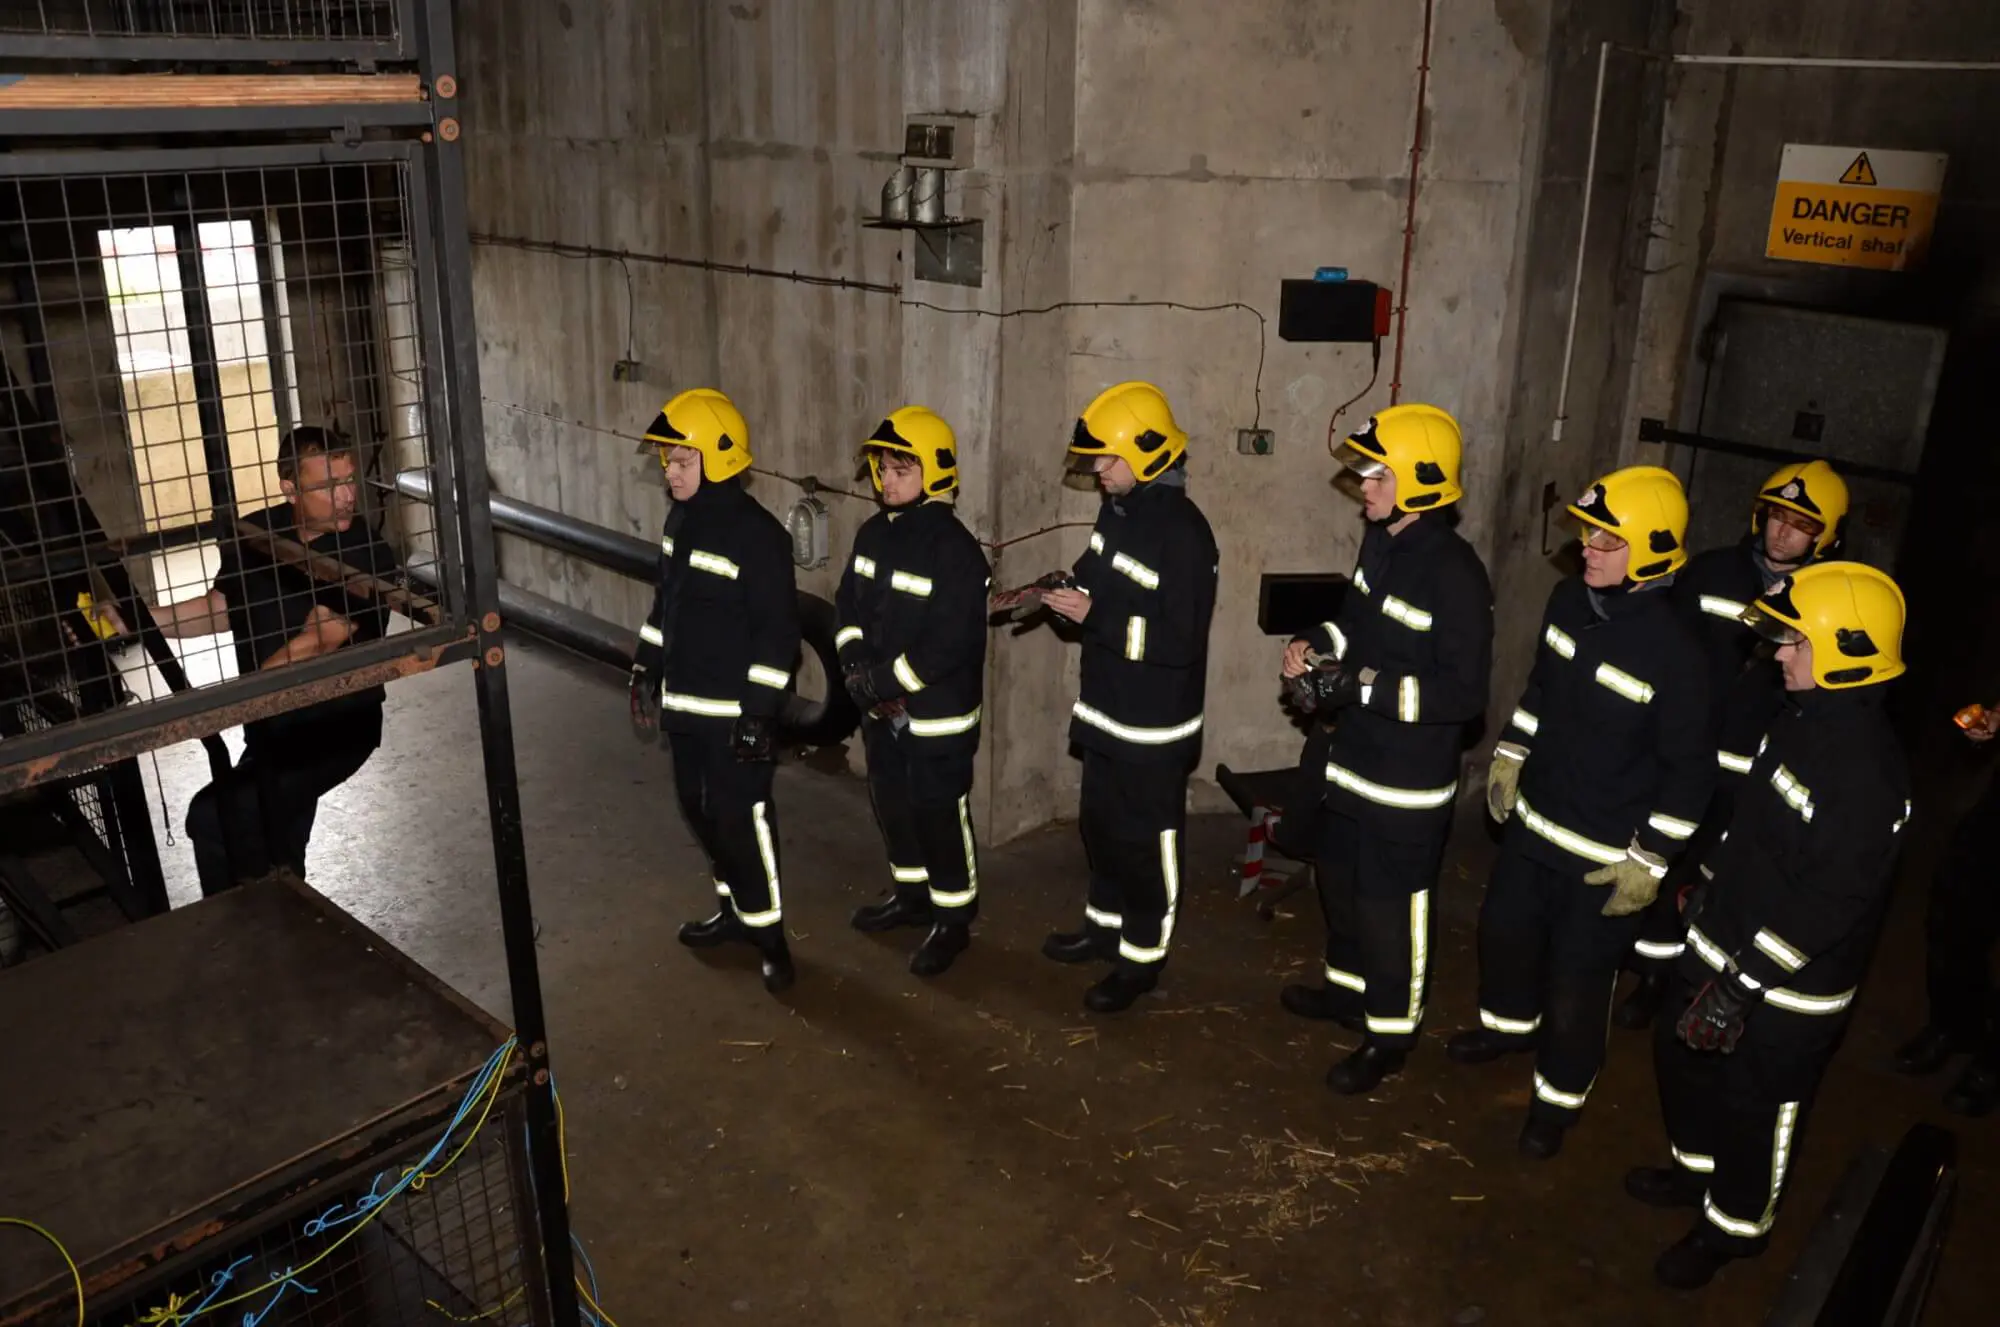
[0,5,579,1322]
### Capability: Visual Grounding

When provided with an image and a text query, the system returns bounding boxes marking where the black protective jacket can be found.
[1682,687,1911,1020]
[1500,576,1714,873]
[1068,476,1219,767]
[1673,539,1786,784]
[834,497,991,758]
[1296,513,1494,841]
[634,476,800,735]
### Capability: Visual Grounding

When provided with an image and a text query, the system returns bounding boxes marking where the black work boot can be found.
[1614,971,1669,1030]
[1084,968,1157,1013]
[1518,1116,1566,1160]
[1624,1165,1707,1209]
[754,931,796,994]
[909,922,970,977]
[1893,1024,1970,1076]
[1446,1028,1534,1065]
[1943,1055,2000,1117]
[678,910,747,949]
[852,894,934,933]
[1326,1041,1406,1095]
[1654,1222,1748,1290]
[1280,983,1364,1031]
[1042,928,1112,965]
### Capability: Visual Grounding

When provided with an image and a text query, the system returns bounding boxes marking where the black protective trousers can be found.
[1654,972,1837,1254]
[1630,784,1736,975]
[1922,774,2000,1054]
[1078,748,1188,978]
[1474,842,1643,1124]
[862,719,980,923]
[186,718,381,897]
[1314,807,1445,1051]
[668,730,783,931]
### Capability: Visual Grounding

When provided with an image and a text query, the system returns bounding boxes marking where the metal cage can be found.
[0,0,412,62]
[0,3,578,1321]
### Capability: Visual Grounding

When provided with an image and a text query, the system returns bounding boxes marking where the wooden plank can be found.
[0,74,425,110]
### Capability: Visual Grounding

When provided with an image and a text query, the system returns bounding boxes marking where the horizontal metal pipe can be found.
[1672,54,2000,71]
[393,470,656,582]
[408,559,636,669]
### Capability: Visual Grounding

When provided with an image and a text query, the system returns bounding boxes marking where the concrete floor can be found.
[135,639,1996,1326]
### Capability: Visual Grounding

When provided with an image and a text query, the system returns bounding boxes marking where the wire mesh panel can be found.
[0,144,465,792]
[79,1098,544,1327]
[0,1,406,53]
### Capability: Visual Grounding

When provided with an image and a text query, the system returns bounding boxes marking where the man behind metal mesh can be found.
[134,426,401,894]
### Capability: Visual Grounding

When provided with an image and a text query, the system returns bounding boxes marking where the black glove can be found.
[1281,672,1319,714]
[731,714,775,763]
[843,662,882,712]
[1304,661,1363,711]
[1676,974,1754,1054]
[628,665,659,744]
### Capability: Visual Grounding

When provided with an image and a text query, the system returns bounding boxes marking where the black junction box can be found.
[1259,573,1350,637]
[1279,279,1392,343]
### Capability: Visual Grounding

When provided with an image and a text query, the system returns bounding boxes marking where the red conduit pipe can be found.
[1388,0,1435,405]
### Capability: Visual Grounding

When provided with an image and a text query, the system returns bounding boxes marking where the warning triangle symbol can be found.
[1840,152,1878,186]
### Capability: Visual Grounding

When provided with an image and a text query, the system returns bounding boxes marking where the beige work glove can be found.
[1487,742,1527,823]
[1585,838,1669,917]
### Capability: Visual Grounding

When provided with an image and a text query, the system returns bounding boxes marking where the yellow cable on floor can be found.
[0,1217,84,1327]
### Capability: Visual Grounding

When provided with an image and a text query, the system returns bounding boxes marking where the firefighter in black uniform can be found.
[1630,562,1912,1290]
[1275,404,1494,1094]
[836,405,991,977]
[630,388,802,993]
[1039,380,1219,1013]
[1892,699,2000,1115]
[1619,459,1850,1028]
[1449,466,1713,1158]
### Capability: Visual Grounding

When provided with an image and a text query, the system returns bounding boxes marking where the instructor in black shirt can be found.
[142,426,401,895]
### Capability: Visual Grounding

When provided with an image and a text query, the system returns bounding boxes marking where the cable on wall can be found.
[469,233,902,296]
[901,297,1268,430]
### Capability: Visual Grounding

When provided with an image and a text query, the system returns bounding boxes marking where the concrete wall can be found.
[1065,0,1547,796]
[459,0,902,634]
[460,0,1565,842]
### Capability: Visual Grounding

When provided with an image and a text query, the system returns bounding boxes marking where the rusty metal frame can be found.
[0,624,474,794]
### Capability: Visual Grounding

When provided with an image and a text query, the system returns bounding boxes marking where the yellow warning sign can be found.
[1767,144,1947,271]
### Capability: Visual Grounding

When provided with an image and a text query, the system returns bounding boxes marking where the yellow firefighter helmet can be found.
[642,388,752,482]
[1742,561,1906,689]
[1067,380,1188,486]
[1754,458,1849,559]
[1568,465,1689,582]
[862,405,959,497]
[1336,403,1465,512]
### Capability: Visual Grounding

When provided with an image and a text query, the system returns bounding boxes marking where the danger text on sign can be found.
[1766,144,1947,272]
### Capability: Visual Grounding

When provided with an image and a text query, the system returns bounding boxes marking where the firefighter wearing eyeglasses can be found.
[836,406,991,977]
[1449,466,1714,1158]
[629,388,802,994]
[1275,405,1494,1095]
[1629,562,1911,1290]
[1038,381,1219,1013]
[1618,460,1851,1029]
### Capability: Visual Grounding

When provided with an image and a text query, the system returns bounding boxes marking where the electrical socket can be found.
[1237,427,1274,456]
[611,359,644,383]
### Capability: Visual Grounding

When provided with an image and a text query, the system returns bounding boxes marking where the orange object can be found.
[1955,704,1987,731]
